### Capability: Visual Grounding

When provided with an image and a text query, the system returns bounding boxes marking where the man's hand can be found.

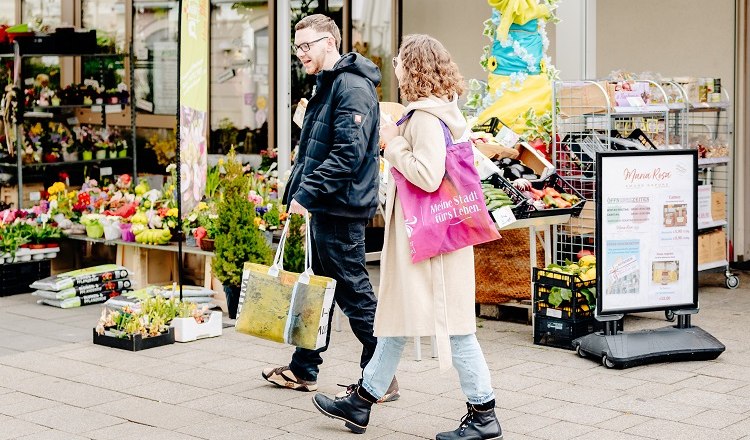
[288,199,308,215]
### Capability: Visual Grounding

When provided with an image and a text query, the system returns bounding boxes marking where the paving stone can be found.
[529,420,597,439]
[0,392,59,416]
[625,417,743,440]
[596,413,652,431]
[525,383,620,405]
[127,380,215,405]
[683,409,749,429]
[382,412,459,439]
[493,390,541,410]
[716,416,750,438]
[601,395,707,422]
[252,406,319,429]
[622,366,697,384]
[0,352,102,378]
[14,376,125,408]
[571,372,647,391]
[16,429,91,440]
[210,396,288,422]
[0,365,40,388]
[165,367,240,390]
[661,388,750,413]
[540,402,621,425]
[176,416,284,440]
[575,428,653,440]
[88,396,205,431]
[284,413,391,439]
[407,395,467,417]
[19,406,124,434]
[0,347,20,357]
[86,421,196,440]
[490,372,545,392]
[500,412,558,435]
[0,418,50,440]
[73,369,159,393]
[514,397,567,416]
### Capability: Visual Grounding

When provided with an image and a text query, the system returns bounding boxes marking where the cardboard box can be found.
[711,192,726,221]
[709,229,727,263]
[0,183,46,209]
[557,82,609,117]
[516,142,555,180]
[698,233,711,265]
[566,200,595,235]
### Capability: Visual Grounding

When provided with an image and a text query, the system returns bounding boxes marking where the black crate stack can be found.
[0,260,51,297]
[533,267,599,350]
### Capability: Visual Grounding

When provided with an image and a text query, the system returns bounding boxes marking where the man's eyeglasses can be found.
[293,36,329,53]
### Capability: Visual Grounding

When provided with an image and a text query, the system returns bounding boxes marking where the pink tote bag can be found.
[391,112,501,263]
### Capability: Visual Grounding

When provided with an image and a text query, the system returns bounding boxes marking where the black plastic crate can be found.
[534,283,594,321]
[534,315,601,350]
[0,260,51,296]
[13,34,58,54]
[486,173,585,219]
[534,267,595,290]
[92,327,175,351]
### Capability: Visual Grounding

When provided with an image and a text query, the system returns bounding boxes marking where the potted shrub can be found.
[81,214,104,239]
[211,151,272,318]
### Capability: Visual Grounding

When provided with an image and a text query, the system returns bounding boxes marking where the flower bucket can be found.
[120,223,135,242]
[199,238,215,252]
[82,151,93,161]
[95,150,107,160]
[86,224,104,239]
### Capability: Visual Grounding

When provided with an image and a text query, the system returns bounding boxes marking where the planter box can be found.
[92,327,175,351]
[172,311,222,343]
[1,260,51,296]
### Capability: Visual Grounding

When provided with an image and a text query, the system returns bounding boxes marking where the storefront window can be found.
[351,0,393,101]
[22,0,61,26]
[133,0,179,115]
[82,0,127,90]
[209,1,269,155]
[0,0,14,24]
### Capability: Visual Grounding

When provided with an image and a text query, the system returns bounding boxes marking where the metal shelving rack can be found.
[0,41,136,208]
[663,83,738,288]
[551,79,738,289]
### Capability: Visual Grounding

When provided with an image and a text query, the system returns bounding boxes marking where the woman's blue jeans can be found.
[361,334,495,405]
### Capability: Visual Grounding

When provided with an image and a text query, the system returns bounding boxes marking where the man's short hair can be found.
[295,14,341,51]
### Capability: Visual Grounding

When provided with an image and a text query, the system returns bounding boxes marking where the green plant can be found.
[212,150,273,287]
[205,165,220,200]
[520,108,554,145]
[283,213,306,274]
[0,225,29,260]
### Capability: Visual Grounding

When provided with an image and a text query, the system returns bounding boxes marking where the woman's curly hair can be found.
[398,34,465,102]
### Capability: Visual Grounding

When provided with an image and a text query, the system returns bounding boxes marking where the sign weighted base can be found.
[572,325,725,369]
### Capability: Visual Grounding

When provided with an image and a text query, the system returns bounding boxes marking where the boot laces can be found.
[458,405,476,434]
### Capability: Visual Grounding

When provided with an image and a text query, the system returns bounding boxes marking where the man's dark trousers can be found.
[288,212,378,382]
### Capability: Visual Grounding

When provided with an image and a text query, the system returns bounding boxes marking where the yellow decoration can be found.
[477,74,552,133]
[487,56,498,72]
[47,182,66,195]
[256,96,267,110]
[487,0,550,40]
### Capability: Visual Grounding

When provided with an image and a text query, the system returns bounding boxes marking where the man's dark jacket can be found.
[283,52,381,219]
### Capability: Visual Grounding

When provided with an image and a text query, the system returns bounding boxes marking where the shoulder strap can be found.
[395,110,453,146]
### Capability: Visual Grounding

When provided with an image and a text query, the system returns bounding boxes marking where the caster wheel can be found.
[665,310,675,322]
[726,275,739,290]
[602,354,615,369]
[575,344,586,358]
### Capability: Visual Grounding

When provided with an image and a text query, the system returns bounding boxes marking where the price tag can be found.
[24,78,34,86]
[66,117,79,125]
[100,167,113,177]
[91,105,102,113]
[492,206,516,229]
[83,79,100,88]
[29,191,41,202]
[105,104,122,114]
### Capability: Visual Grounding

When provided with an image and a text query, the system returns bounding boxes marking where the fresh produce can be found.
[521,186,580,210]
[492,157,539,181]
[480,183,516,212]
[541,255,597,308]
[134,228,172,245]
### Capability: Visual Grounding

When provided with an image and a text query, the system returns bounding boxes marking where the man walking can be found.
[262,14,397,401]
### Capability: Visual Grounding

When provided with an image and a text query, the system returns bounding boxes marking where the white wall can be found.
[402,0,491,91]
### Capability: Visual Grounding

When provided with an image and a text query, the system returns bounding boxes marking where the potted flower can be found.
[212,150,272,318]
[521,108,554,162]
[80,213,104,239]
[171,302,222,343]
[94,296,178,350]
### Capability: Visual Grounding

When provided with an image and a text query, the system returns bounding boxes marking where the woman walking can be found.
[312,34,502,440]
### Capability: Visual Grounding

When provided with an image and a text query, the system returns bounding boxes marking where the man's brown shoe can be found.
[335,377,400,403]
[262,366,318,392]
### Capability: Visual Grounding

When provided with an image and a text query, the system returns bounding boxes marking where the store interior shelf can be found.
[0,157,132,168]
[699,220,728,231]
[698,157,730,166]
[0,52,127,58]
[698,260,729,272]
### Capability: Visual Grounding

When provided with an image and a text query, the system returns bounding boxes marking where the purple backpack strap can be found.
[396,110,454,146]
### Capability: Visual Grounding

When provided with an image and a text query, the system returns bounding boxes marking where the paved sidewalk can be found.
[1,270,750,439]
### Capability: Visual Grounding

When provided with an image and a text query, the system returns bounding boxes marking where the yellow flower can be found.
[49,195,57,202]
[218,158,224,166]
[167,208,179,217]
[47,182,66,195]
[253,217,262,226]
[196,202,208,211]
[487,56,498,72]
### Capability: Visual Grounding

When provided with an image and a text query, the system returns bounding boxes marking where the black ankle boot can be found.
[312,385,376,434]
[435,401,503,440]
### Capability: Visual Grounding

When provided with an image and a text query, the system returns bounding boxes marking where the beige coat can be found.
[374,96,476,370]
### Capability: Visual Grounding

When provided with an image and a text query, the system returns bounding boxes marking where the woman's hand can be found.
[379,122,399,149]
